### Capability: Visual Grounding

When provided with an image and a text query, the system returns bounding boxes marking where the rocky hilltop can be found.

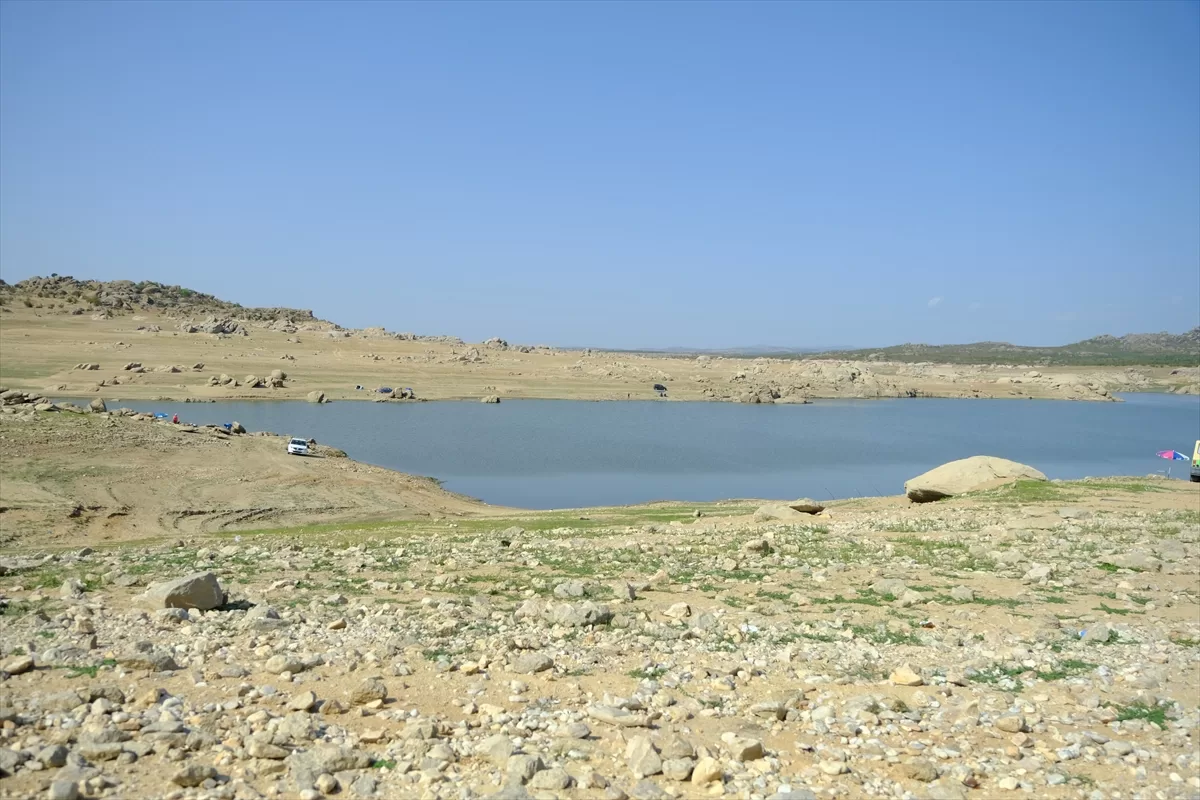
[0,275,326,329]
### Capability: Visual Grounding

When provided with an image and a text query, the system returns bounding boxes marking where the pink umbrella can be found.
[1156,449,1188,478]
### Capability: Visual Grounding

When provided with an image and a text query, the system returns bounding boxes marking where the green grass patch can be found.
[61,658,117,679]
[1114,702,1167,727]
[851,624,922,646]
[973,480,1074,504]
[1095,602,1141,616]
[970,665,1027,690]
[1079,481,1169,494]
[627,666,668,680]
[1036,659,1095,682]
[811,593,886,607]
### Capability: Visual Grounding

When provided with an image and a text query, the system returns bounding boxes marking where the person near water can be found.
[172,414,179,424]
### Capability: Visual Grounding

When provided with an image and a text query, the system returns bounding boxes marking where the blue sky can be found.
[2,2,1197,349]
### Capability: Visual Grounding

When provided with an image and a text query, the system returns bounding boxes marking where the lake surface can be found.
[120,394,1200,509]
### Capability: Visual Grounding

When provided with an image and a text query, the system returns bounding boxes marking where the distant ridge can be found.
[805,328,1200,367]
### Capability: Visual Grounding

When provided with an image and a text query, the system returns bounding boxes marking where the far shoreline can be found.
[46,389,1172,405]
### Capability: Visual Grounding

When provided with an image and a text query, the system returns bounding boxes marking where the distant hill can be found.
[0,275,325,325]
[805,328,1200,367]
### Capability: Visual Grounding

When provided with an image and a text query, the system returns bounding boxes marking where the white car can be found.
[287,438,310,456]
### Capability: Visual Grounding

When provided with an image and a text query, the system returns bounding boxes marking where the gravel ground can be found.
[2,480,1198,800]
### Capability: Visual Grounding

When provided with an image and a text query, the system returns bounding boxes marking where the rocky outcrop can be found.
[904,456,1046,502]
[179,317,245,335]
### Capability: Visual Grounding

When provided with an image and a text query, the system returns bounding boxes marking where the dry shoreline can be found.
[3,305,1197,408]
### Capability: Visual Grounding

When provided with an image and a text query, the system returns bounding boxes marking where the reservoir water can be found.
[117,393,1200,509]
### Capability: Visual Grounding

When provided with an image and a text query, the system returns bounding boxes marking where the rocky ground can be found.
[1,478,1197,800]
[2,300,1195,407]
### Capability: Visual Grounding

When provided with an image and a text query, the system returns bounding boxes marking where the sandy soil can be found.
[2,305,1190,406]
[0,409,503,548]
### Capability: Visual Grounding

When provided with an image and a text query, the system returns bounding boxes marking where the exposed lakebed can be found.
[111,393,1200,509]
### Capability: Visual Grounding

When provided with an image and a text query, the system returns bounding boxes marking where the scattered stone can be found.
[171,764,217,787]
[265,654,305,675]
[513,652,554,674]
[48,781,80,800]
[348,677,388,705]
[890,664,924,686]
[626,735,663,778]
[720,732,764,761]
[2,655,34,675]
[663,602,691,619]
[289,690,319,712]
[529,767,572,791]
[661,758,695,781]
[905,759,939,782]
[691,756,722,785]
[995,714,1025,733]
[477,734,515,767]
[137,572,225,610]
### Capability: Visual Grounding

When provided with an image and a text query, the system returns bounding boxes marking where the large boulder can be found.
[904,456,1046,503]
[89,397,107,413]
[306,391,326,404]
[788,498,825,514]
[137,572,225,610]
[753,504,806,522]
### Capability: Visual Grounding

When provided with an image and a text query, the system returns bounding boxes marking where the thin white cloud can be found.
[927,297,942,308]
